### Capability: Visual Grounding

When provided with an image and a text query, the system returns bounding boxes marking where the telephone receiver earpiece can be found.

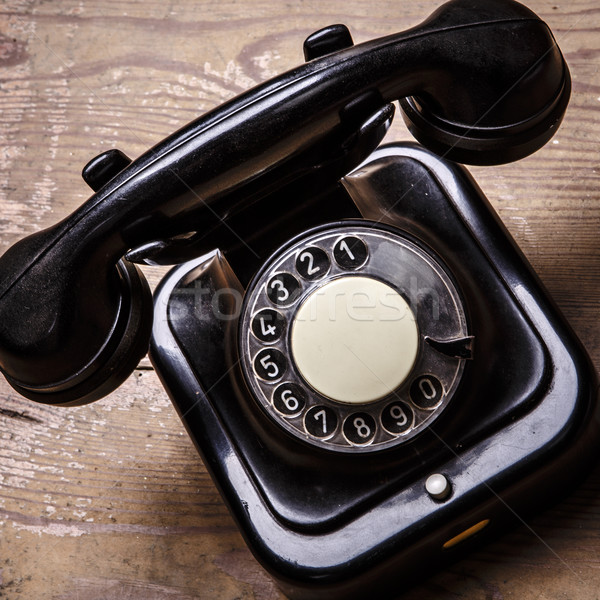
[0,0,570,405]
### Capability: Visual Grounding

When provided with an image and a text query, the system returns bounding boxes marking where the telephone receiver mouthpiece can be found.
[0,0,570,405]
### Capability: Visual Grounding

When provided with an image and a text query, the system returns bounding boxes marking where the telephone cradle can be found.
[0,1,598,598]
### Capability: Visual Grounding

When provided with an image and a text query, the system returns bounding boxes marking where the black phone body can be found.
[150,143,599,600]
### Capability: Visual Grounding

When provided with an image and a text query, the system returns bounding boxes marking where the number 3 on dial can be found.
[266,273,301,306]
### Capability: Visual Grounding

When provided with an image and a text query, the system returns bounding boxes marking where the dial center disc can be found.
[290,276,419,404]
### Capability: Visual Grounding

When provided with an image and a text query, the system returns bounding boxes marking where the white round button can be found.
[425,473,451,500]
[290,276,419,404]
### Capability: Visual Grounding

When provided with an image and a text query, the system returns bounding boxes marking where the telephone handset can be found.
[0,0,597,598]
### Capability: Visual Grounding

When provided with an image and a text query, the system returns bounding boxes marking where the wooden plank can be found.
[1,0,599,598]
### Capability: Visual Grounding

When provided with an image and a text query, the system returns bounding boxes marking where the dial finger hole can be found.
[254,348,287,382]
[333,236,368,269]
[295,247,330,281]
[381,401,414,435]
[343,412,377,445]
[410,375,444,409]
[304,405,338,439]
[273,383,307,417]
[266,273,301,307]
[251,308,286,343]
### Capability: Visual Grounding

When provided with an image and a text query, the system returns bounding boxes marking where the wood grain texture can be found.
[0,0,599,599]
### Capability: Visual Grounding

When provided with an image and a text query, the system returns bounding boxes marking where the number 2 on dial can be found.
[298,251,320,276]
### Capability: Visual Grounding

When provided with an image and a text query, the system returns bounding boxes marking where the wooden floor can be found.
[1,1,599,598]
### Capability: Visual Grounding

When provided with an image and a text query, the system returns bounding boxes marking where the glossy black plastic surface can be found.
[150,143,599,599]
[0,0,570,405]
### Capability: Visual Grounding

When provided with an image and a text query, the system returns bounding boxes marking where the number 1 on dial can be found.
[338,240,355,261]
[333,236,368,269]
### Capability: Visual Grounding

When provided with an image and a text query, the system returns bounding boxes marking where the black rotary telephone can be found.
[0,1,597,598]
